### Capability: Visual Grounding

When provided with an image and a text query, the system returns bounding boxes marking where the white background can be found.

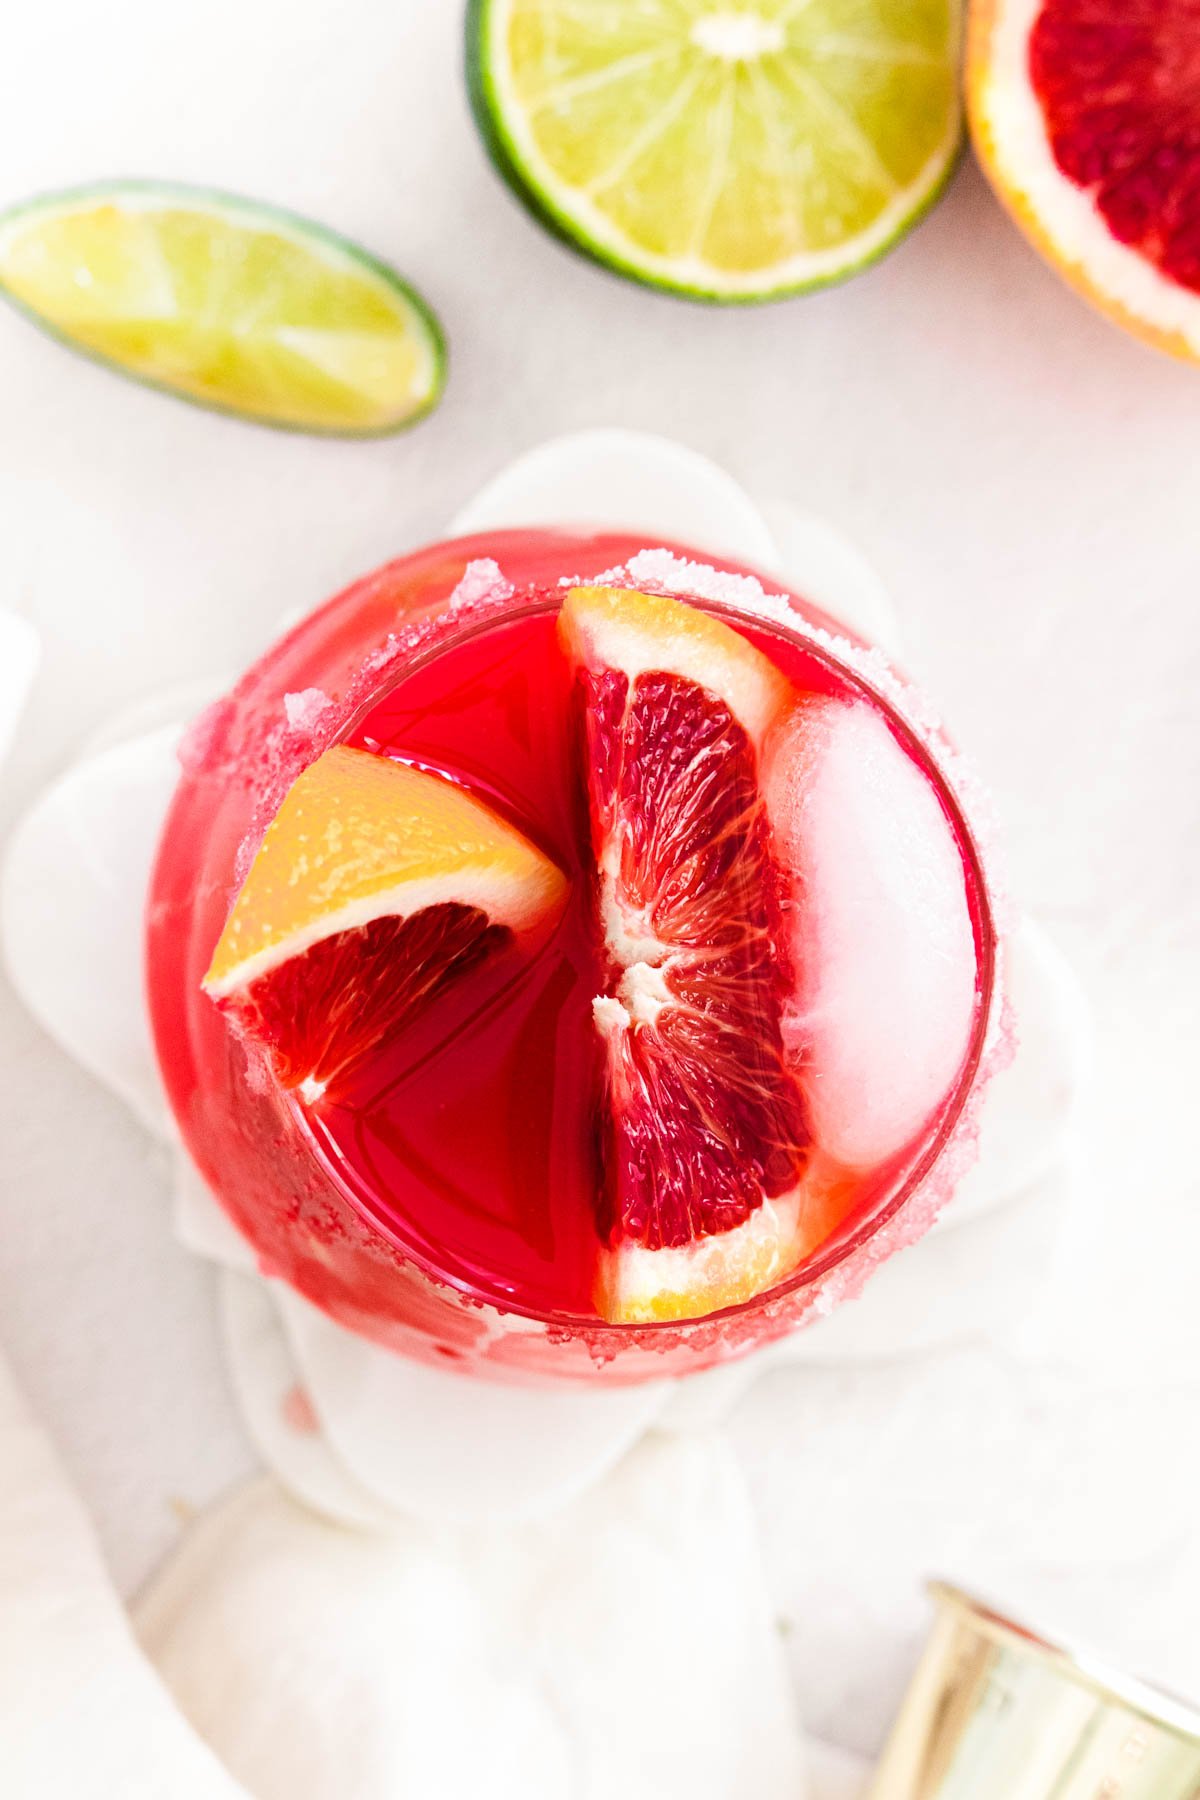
[1,0,1198,1760]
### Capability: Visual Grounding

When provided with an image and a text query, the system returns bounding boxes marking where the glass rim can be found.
[929,1580,1200,1743]
[293,578,1000,1335]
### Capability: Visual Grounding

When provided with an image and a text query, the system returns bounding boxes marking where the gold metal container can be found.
[867,1581,1200,1799]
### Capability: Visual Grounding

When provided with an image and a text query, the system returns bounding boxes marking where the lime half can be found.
[468,0,962,302]
[0,183,446,435]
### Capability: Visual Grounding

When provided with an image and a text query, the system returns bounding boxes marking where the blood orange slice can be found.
[203,744,567,1094]
[968,0,1200,362]
[560,584,812,1324]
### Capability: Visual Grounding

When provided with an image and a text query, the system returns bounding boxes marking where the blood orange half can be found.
[560,584,813,1324]
[203,744,567,1094]
[968,0,1200,361]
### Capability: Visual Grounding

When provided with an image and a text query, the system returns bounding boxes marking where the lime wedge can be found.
[467,0,962,301]
[0,183,446,435]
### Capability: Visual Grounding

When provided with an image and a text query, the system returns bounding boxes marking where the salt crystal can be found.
[625,547,769,613]
[283,688,332,731]
[448,559,513,610]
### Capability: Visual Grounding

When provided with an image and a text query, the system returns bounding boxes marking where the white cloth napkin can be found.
[134,1434,809,1800]
[0,1325,874,1797]
[0,1346,247,1797]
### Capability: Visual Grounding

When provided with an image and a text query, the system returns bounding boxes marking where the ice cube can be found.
[765,698,978,1169]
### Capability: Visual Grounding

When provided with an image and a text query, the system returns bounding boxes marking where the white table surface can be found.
[2,0,1199,1764]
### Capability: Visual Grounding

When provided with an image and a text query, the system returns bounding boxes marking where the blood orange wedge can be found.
[968,0,1200,362]
[559,584,812,1324]
[203,744,567,1094]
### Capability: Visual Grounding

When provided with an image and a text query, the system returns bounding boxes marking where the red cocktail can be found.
[147,530,1000,1385]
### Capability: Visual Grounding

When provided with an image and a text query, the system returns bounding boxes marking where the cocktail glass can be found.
[147,529,1000,1386]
